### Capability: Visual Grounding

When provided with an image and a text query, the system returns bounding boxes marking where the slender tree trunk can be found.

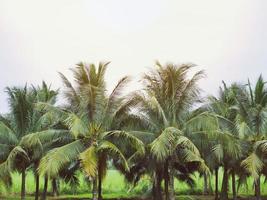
[35,173,39,200]
[215,167,219,200]
[208,174,213,194]
[52,178,59,197]
[58,181,60,194]
[152,170,163,200]
[21,169,26,200]
[98,173,102,200]
[203,173,208,195]
[92,178,98,200]
[164,176,169,200]
[255,176,261,200]
[164,161,169,200]
[152,182,160,200]
[168,167,175,200]
[232,170,236,200]
[42,175,48,200]
[220,165,229,200]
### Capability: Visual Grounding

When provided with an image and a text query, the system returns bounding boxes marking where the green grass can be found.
[1,169,266,199]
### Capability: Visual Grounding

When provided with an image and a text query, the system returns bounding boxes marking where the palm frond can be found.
[6,146,30,170]
[64,113,88,138]
[80,145,98,177]
[98,140,129,172]
[38,140,85,177]
[0,121,18,145]
[150,127,181,161]
[102,131,145,155]
[176,135,200,156]
[0,161,12,187]
[212,144,224,163]
[241,152,263,180]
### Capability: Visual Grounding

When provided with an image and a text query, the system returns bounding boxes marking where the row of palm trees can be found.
[0,62,267,200]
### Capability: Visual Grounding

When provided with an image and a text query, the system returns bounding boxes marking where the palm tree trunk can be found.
[220,165,229,200]
[52,178,59,197]
[255,177,261,200]
[203,172,208,195]
[152,170,163,200]
[231,170,236,200]
[42,175,48,200]
[35,173,39,200]
[215,167,219,200]
[98,173,103,200]
[164,161,169,200]
[164,177,169,200]
[21,170,26,200]
[92,178,98,200]
[208,174,213,194]
[168,167,175,200]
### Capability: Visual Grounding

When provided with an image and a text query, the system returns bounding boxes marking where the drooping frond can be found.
[185,111,219,134]
[150,127,181,161]
[102,131,145,155]
[0,162,12,187]
[64,113,88,138]
[214,131,242,161]
[5,146,30,170]
[180,148,210,175]
[80,145,98,177]
[241,152,263,180]
[0,122,18,145]
[23,129,71,145]
[127,131,155,144]
[98,141,129,172]
[175,135,200,156]
[19,129,72,160]
[38,140,85,178]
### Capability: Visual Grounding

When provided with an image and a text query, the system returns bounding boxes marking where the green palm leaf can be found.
[98,141,129,171]
[38,140,85,177]
[150,127,181,161]
[102,131,145,155]
[80,145,98,177]
[241,152,263,180]
[0,122,18,145]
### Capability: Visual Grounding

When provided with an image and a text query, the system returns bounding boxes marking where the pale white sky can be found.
[0,0,267,113]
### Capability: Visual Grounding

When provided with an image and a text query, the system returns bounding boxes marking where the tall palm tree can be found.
[0,82,60,200]
[236,75,267,200]
[206,82,245,200]
[122,62,210,200]
[188,109,217,196]
[38,62,144,200]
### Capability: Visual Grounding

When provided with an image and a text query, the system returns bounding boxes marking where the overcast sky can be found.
[0,0,267,113]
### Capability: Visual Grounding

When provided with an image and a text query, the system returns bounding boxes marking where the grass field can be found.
[0,169,266,199]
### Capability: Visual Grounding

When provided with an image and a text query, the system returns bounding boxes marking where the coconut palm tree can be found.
[205,82,248,200]
[120,62,210,200]
[188,110,217,196]
[235,75,267,200]
[0,82,61,200]
[38,62,144,200]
